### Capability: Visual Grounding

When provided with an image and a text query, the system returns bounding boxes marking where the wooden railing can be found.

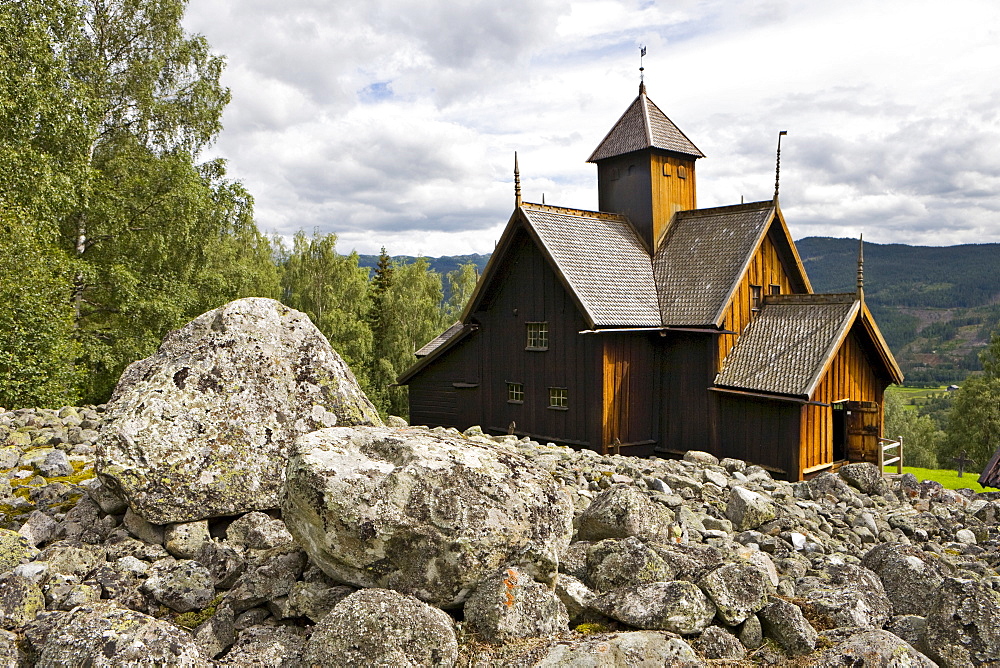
[878,436,903,474]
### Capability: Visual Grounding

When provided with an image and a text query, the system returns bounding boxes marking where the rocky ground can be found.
[2,297,999,666]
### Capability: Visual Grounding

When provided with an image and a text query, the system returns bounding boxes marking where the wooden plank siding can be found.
[472,228,602,448]
[799,324,885,476]
[407,334,482,429]
[658,332,717,454]
[649,152,697,242]
[716,229,799,370]
[602,334,657,455]
[716,394,800,475]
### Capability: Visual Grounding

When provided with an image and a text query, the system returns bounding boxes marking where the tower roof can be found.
[588,83,704,162]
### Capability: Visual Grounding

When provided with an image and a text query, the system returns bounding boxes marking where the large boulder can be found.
[861,542,946,616]
[812,629,935,667]
[923,577,1000,667]
[34,602,208,667]
[697,562,771,626]
[97,298,381,524]
[576,484,675,542]
[534,631,700,667]
[282,426,574,608]
[464,566,568,643]
[301,588,458,667]
[592,581,716,635]
[796,562,892,630]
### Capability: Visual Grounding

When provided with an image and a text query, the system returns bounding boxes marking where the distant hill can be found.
[797,237,1000,385]
[362,240,1000,386]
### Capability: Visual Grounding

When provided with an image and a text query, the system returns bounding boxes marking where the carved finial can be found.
[514,152,521,207]
[774,130,787,201]
[639,45,646,93]
[857,234,864,301]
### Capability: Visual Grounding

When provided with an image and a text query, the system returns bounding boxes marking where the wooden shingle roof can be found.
[715,295,859,397]
[654,201,776,327]
[588,85,704,162]
[415,321,464,357]
[521,204,661,328]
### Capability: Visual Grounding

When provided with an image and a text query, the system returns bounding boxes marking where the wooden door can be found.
[603,341,630,451]
[846,400,880,462]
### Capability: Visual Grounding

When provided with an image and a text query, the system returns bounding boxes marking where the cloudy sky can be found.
[183,0,1000,257]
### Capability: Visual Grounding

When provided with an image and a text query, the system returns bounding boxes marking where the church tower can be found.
[588,83,703,250]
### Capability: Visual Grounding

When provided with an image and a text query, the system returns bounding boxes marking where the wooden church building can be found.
[398,83,903,481]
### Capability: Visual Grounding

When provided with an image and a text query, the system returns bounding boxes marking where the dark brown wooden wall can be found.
[408,334,482,429]
[472,227,602,447]
[602,333,658,454]
[716,393,801,477]
[657,332,717,454]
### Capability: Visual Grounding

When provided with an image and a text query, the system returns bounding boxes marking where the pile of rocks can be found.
[1,298,999,666]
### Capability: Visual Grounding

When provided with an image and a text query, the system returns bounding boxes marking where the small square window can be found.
[750,284,762,311]
[507,382,524,403]
[526,322,548,350]
[548,387,568,409]
[769,284,781,296]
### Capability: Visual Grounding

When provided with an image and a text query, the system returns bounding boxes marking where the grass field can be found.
[884,465,995,493]
[885,385,951,410]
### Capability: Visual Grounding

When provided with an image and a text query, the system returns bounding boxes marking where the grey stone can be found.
[694,625,746,660]
[226,512,293,550]
[36,541,103,579]
[885,614,927,647]
[34,602,208,667]
[221,546,306,613]
[16,511,56,549]
[586,537,674,592]
[85,477,128,515]
[923,577,1000,667]
[141,559,216,613]
[1,527,39,573]
[218,625,306,666]
[0,572,45,630]
[194,605,236,660]
[683,450,719,466]
[283,426,573,609]
[97,298,381,524]
[554,573,597,625]
[0,628,21,666]
[698,562,771,626]
[164,520,211,559]
[738,613,764,650]
[812,629,935,667]
[197,540,246,589]
[862,542,945,616]
[385,415,408,427]
[796,561,892,629]
[592,581,715,635]
[726,487,776,531]
[534,631,701,667]
[577,484,676,542]
[758,597,817,656]
[287,580,355,622]
[37,449,74,477]
[838,462,888,495]
[302,588,458,667]
[465,566,569,643]
[0,446,19,469]
[122,508,165,545]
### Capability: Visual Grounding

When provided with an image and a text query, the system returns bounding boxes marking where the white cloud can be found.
[185,0,1000,255]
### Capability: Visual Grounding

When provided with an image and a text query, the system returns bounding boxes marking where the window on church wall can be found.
[677,165,687,179]
[548,387,568,409]
[662,162,671,177]
[507,382,524,403]
[769,284,781,296]
[526,322,548,350]
[750,285,762,311]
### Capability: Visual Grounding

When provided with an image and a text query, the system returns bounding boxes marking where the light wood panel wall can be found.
[649,153,697,243]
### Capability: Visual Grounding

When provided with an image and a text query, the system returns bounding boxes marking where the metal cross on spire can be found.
[639,45,646,92]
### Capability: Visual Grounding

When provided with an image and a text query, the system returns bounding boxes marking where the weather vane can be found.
[639,45,646,84]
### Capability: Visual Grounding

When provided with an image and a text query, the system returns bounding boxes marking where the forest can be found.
[0,0,475,418]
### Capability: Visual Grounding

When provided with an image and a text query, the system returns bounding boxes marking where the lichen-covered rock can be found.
[725,487,776,531]
[464,566,569,643]
[838,462,888,495]
[796,561,892,629]
[287,581,355,622]
[0,628,22,665]
[0,572,44,630]
[576,484,675,542]
[221,546,306,613]
[585,537,674,592]
[282,426,574,608]
[217,625,306,667]
[141,559,216,613]
[861,542,945,616]
[225,512,293,550]
[34,602,208,667]
[813,629,935,667]
[302,588,458,667]
[96,298,381,524]
[1,527,38,574]
[694,625,747,661]
[923,577,1000,667]
[698,562,771,625]
[164,520,211,560]
[758,597,817,656]
[592,581,715,635]
[534,631,701,667]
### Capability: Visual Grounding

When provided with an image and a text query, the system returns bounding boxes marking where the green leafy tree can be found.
[883,391,943,469]
[1,0,278,402]
[279,231,372,381]
[942,332,1000,474]
[0,208,81,408]
[442,262,479,323]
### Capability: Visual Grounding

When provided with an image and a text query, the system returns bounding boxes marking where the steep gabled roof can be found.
[714,294,859,397]
[588,85,704,162]
[521,203,661,328]
[415,321,464,357]
[653,201,777,326]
